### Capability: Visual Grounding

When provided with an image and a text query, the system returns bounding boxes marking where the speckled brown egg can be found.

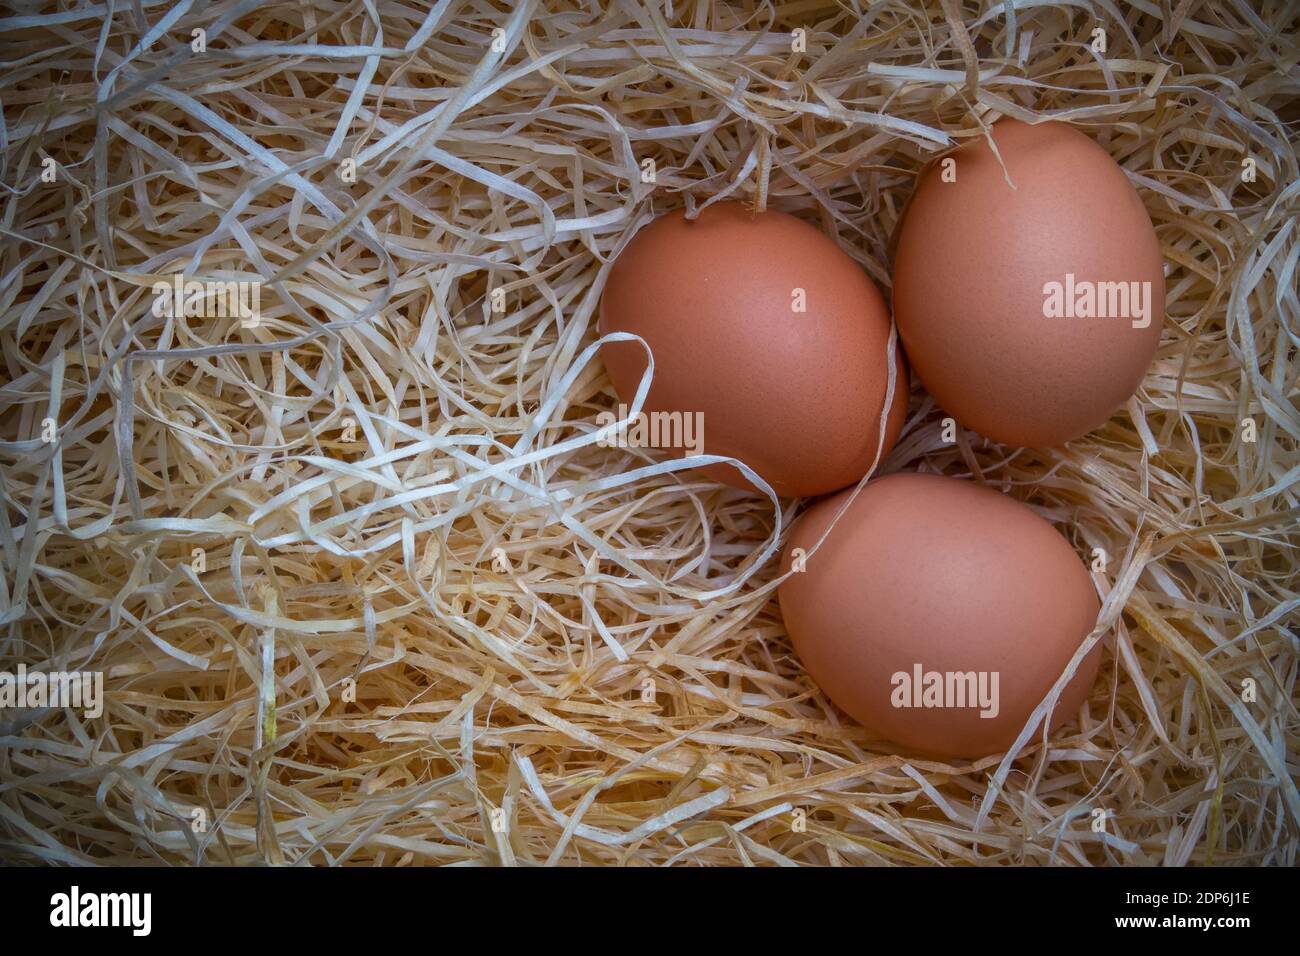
[779,472,1102,759]
[893,120,1165,447]
[599,202,908,497]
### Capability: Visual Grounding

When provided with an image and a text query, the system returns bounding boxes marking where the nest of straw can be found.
[0,0,1296,867]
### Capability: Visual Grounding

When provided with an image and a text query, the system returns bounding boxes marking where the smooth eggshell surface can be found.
[893,119,1165,447]
[599,202,908,497]
[779,472,1101,758]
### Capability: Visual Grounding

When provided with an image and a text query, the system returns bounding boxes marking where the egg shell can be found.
[599,202,908,497]
[778,472,1102,759]
[893,119,1165,447]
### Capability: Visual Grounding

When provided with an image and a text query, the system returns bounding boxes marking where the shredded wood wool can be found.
[0,1,1296,866]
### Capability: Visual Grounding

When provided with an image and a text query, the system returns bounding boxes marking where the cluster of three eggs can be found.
[597,121,1165,758]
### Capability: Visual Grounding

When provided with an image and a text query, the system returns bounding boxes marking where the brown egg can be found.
[779,472,1102,759]
[893,119,1165,447]
[599,202,908,497]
